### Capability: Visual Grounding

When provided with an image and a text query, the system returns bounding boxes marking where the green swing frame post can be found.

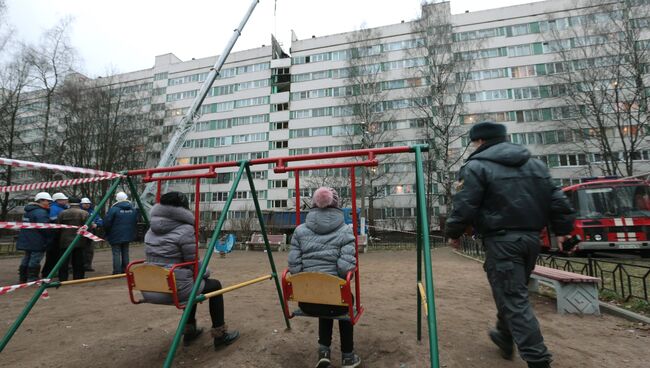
[413,145,441,368]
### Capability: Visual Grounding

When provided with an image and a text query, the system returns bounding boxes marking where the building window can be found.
[271,121,289,130]
[154,72,168,81]
[270,140,288,149]
[272,103,289,112]
[268,199,288,208]
[269,179,288,188]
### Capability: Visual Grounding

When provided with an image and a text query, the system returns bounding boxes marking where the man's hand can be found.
[448,238,461,250]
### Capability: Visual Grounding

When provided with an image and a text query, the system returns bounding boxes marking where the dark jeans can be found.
[20,250,45,269]
[59,247,85,281]
[111,243,130,274]
[483,232,551,364]
[299,302,354,354]
[188,279,225,328]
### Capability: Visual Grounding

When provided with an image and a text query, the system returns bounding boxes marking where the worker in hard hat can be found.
[41,192,70,278]
[104,192,138,274]
[81,197,103,272]
[16,192,54,282]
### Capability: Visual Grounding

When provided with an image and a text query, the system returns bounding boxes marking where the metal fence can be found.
[459,236,650,303]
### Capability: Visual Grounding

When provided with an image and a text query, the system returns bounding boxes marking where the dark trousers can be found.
[188,279,225,328]
[299,302,354,354]
[59,247,85,281]
[42,246,61,278]
[83,240,94,270]
[483,232,551,364]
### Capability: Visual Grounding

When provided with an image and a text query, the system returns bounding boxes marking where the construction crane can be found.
[140,0,260,206]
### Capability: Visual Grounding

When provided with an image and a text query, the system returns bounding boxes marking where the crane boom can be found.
[140,0,260,205]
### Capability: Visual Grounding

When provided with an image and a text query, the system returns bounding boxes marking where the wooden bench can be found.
[245,233,287,251]
[529,265,600,315]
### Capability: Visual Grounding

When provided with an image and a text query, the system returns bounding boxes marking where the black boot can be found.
[488,329,514,360]
[27,267,41,282]
[183,321,204,346]
[18,266,28,283]
[528,361,551,368]
[211,325,239,350]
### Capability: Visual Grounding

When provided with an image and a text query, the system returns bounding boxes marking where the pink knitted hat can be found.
[312,187,340,208]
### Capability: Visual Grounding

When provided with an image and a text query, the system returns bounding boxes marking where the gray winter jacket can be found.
[141,204,205,304]
[288,207,356,279]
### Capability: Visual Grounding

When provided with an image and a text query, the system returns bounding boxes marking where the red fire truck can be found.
[543,177,650,255]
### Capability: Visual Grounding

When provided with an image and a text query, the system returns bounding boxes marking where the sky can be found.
[5,0,544,77]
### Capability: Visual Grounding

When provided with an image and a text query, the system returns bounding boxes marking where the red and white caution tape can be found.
[0,157,120,178]
[0,176,117,193]
[0,222,105,242]
[0,279,50,299]
[0,157,122,193]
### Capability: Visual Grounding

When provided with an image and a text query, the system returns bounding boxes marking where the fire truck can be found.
[543,177,650,255]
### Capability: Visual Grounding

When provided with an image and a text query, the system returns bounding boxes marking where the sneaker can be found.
[316,348,331,368]
[488,329,514,360]
[341,352,362,368]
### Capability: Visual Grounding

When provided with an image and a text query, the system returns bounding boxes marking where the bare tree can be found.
[0,50,31,219]
[24,17,76,159]
[547,0,650,176]
[0,0,12,55]
[302,173,352,208]
[409,1,475,232]
[54,74,151,199]
[341,27,399,233]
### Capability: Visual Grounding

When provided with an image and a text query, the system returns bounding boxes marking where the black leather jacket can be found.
[445,141,575,239]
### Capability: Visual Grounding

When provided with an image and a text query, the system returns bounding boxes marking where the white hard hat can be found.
[80,197,92,204]
[52,192,68,201]
[116,192,128,201]
[34,192,53,201]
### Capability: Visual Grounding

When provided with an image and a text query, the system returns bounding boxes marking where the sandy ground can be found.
[0,246,649,368]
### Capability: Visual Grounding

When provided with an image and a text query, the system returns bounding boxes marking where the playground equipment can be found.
[1,145,441,367]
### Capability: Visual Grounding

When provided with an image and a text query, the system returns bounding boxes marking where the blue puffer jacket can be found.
[49,202,67,222]
[16,203,53,252]
[288,207,356,279]
[104,201,138,245]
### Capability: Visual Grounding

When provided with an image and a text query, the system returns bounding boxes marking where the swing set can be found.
[0,145,441,367]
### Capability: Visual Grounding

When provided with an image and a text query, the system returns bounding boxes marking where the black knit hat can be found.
[160,191,190,209]
[68,197,81,205]
[469,121,507,141]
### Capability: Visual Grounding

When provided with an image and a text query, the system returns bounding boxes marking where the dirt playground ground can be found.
[1,246,649,368]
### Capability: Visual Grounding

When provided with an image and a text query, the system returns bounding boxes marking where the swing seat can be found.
[126,260,195,310]
[281,268,364,325]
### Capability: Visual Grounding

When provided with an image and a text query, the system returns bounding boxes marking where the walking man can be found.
[104,192,138,275]
[445,121,575,368]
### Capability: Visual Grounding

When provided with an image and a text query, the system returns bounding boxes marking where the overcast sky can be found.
[6,0,543,77]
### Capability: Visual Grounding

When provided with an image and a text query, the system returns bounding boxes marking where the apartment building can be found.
[6,0,650,229]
